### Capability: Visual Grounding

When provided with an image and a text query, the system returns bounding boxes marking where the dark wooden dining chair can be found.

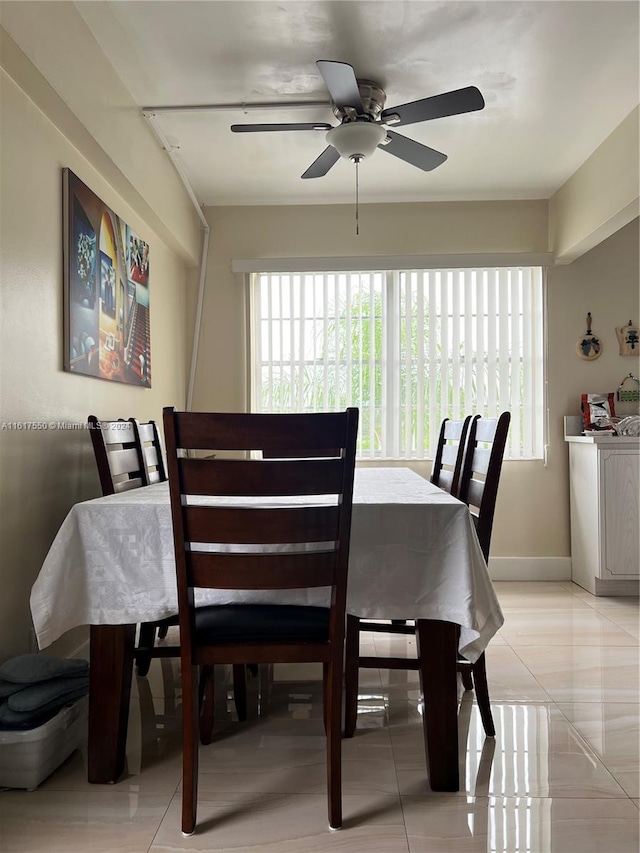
[344,411,510,740]
[88,415,146,494]
[387,416,472,632]
[88,415,249,715]
[454,411,511,736]
[88,415,180,676]
[430,415,473,497]
[131,418,175,648]
[163,407,358,836]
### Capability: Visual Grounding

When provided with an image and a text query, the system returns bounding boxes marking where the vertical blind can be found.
[250,267,544,459]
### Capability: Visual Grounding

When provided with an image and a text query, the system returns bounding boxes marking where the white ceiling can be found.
[77,1,639,206]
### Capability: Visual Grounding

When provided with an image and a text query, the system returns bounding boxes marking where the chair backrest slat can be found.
[441,445,460,467]
[113,476,145,493]
[136,422,155,443]
[144,446,160,468]
[465,478,485,512]
[436,470,455,492]
[457,412,510,560]
[183,505,340,545]
[107,447,145,477]
[187,551,338,590]
[101,421,136,444]
[262,448,339,458]
[468,446,492,477]
[178,457,345,497]
[173,411,351,453]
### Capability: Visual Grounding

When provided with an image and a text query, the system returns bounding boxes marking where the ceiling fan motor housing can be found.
[327,79,388,161]
[331,79,387,121]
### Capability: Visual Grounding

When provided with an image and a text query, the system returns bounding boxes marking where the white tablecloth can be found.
[30,468,503,661]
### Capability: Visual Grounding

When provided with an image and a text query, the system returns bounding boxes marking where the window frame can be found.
[242,255,550,462]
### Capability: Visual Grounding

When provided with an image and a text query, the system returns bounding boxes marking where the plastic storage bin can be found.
[0,695,88,790]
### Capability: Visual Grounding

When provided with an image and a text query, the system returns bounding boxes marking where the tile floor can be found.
[1,582,638,852]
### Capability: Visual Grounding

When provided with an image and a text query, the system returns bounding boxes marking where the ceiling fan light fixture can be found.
[326,121,386,161]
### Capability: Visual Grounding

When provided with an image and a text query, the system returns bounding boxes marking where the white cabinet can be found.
[566,432,640,595]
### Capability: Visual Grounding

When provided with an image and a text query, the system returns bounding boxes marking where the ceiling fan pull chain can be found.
[355,158,359,236]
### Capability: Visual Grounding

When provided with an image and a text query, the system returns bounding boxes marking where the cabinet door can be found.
[603,451,640,577]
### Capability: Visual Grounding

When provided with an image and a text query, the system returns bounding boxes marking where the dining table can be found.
[30,466,503,791]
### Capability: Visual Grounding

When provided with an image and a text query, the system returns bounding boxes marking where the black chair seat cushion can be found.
[195,604,330,645]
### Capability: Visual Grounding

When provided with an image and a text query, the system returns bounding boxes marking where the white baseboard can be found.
[488,557,572,582]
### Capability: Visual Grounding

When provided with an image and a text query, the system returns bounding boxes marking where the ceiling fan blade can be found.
[231,122,332,133]
[301,145,340,179]
[382,86,485,127]
[316,60,364,114]
[381,131,447,172]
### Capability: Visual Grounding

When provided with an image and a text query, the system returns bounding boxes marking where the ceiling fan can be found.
[231,60,485,179]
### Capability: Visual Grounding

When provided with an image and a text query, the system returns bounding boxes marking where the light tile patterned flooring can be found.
[1,582,638,852]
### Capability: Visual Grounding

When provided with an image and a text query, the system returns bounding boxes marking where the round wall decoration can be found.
[576,312,602,361]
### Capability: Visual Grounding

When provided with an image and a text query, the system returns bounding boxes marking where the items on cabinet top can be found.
[581,392,616,432]
[564,414,640,442]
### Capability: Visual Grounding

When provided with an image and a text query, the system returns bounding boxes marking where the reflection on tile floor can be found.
[0,583,638,852]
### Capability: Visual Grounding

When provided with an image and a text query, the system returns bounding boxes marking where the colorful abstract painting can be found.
[63,169,151,386]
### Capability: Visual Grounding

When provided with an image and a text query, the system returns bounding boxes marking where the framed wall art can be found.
[63,169,151,386]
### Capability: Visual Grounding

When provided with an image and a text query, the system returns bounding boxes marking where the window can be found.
[250,266,544,459]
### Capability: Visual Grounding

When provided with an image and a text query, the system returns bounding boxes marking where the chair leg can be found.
[326,654,343,830]
[322,663,328,735]
[343,614,360,738]
[199,665,247,733]
[198,666,215,746]
[460,664,474,691]
[135,623,156,676]
[472,652,495,737]
[232,664,247,722]
[182,662,200,836]
[158,625,169,640]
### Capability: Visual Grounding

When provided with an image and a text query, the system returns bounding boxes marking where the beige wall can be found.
[193,200,549,413]
[193,202,638,569]
[548,218,640,425]
[0,4,201,264]
[0,51,194,661]
[550,106,640,263]
[542,218,639,569]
